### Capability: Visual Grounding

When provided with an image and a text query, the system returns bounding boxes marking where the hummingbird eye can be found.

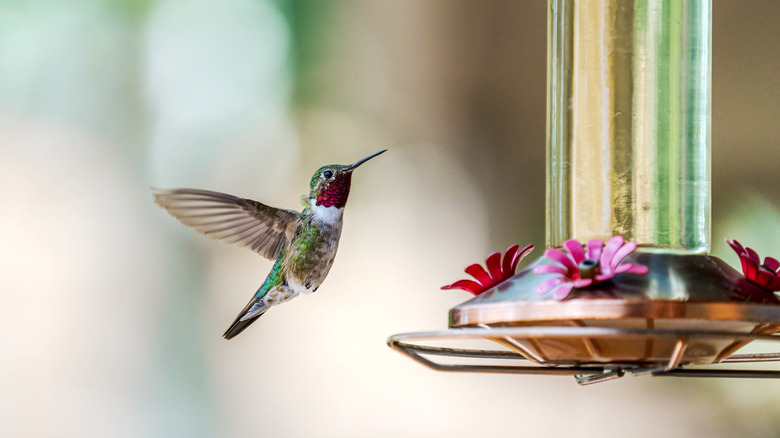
[323,170,334,179]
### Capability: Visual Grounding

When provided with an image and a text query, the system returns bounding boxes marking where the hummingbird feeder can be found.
[387,0,780,385]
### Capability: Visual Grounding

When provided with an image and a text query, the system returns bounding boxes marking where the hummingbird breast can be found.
[283,208,344,294]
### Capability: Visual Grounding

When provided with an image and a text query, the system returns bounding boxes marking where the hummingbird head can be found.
[308,149,386,209]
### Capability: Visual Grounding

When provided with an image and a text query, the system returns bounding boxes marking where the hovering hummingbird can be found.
[153,149,386,339]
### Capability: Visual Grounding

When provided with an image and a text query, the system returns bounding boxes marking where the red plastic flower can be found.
[442,244,534,295]
[533,236,648,300]
[727,239,780,291]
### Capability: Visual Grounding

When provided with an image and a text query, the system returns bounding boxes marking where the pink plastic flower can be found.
[727,239,780,291]
[442,244,534,295]
[533,236,648,300]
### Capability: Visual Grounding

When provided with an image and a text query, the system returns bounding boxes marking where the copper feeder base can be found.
[389,254,780,384]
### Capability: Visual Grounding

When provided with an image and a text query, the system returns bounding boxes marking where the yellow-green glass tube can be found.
[546,0,711,253]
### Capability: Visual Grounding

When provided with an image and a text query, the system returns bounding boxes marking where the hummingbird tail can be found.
[223,297,268,340]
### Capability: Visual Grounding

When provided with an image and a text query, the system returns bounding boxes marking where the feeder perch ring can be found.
[387,326,780,385]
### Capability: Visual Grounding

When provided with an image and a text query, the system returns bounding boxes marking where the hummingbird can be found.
[153,149,386,339]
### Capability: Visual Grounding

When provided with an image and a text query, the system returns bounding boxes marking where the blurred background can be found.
[2,0,780,436]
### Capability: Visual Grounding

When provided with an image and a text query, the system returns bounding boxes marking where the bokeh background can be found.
[2,1,780,437]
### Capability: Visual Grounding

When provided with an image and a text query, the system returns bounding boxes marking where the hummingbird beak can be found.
[346,149,387,171]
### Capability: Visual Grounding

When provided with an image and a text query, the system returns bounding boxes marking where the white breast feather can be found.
[310,199,344,225]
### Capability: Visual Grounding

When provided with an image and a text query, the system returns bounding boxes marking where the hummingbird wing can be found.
[152,188,300,260]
